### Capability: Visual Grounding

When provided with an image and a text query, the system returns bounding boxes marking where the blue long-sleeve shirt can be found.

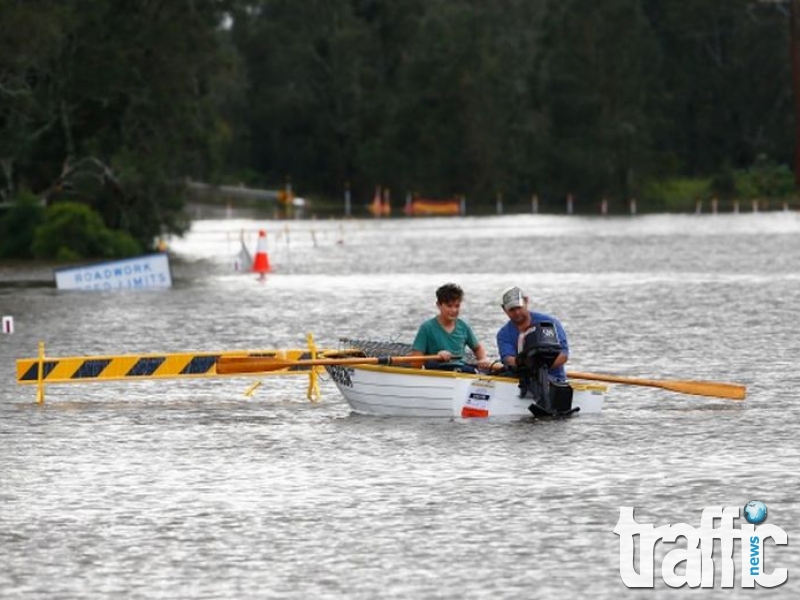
[496,311,569,381]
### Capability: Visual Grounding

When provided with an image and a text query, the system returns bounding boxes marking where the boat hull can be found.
[325,364,606,418]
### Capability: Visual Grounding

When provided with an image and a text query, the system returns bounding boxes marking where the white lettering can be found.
[616,506,788,589]
[740,524,788,588]
[614,507,669,587]
[55,255,172,291]
[661,523,702,587]
[699,506,738,587]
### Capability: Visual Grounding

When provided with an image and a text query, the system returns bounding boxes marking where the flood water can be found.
[1,212,799,598]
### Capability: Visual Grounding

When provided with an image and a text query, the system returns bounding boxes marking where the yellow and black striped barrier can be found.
[15,349,317,384]
[15,336,344,403]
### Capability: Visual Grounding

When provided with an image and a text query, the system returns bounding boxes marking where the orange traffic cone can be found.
[253,230,271,278]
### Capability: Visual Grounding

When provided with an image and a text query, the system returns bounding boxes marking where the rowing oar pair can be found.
[216,355,747,400]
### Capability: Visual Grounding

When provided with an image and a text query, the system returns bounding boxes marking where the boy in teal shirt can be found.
[411,283,492,372]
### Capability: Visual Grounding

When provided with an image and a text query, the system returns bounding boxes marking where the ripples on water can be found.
[1,213,799,598]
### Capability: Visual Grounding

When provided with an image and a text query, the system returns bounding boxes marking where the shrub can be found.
[640,177,712,212]
[31,202,142,260]
[0,190,46,259]
[734,156,794,199]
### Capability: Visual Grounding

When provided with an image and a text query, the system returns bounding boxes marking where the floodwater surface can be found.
[1,212,799,598]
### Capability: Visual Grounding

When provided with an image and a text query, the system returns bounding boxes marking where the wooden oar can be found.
[566,370,746,400]
[216,354,443,375]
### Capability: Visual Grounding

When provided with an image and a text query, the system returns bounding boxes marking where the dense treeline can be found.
[0,0,797,257]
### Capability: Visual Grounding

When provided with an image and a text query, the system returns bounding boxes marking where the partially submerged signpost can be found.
[54,253,172,291]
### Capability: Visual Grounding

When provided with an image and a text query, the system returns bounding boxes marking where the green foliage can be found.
[734,156,795,199]
[31,202,141,260]
[639,158,794,212]
[710,156,795,200]
[640,178,711,212]
[538,0,660,200]
[643,0,791,176]
[710,163,737,199]
[0,0,234,249]
[0,191,46,258]
[1,0,798,228]
[222,0,796,209]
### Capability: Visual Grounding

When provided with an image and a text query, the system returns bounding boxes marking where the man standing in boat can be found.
[496,286,569,381]
[411,283,493,372]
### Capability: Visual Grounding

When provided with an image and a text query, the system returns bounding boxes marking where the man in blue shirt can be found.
[496,286,569,381]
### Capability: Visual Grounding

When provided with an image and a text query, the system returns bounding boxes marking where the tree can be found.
[228,0,377,194]
[537,0,660,204]
[0,0,239,250]
[643,0,792,176]
[0,190,45,259]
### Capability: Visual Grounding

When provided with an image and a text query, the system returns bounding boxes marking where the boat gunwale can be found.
[326,363,608,392]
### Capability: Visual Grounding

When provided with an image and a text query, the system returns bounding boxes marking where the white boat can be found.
[324,363,607,418]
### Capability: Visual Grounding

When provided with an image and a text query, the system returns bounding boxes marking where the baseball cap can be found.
[501,286,525,310]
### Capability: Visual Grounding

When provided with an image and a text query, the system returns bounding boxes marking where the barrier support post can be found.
[306,333,321,403]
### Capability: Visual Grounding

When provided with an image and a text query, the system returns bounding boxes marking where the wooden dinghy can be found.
[324,363,607,418]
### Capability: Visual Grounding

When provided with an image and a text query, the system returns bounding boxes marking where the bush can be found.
[640,177,712,212]
[0,190,46,259]
[734,156,794,199]
[31,202,142,260]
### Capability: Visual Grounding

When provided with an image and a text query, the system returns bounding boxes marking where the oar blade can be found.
[216,357,296,374]
[660,379,747,400]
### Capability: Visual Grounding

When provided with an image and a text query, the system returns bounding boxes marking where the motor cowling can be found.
[518,321,562,371]
[516,321,575,417]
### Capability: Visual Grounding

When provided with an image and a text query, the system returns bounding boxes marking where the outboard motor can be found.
[516,321,577,418]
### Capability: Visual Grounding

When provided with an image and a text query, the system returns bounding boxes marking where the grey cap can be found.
[501,286,525,310]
